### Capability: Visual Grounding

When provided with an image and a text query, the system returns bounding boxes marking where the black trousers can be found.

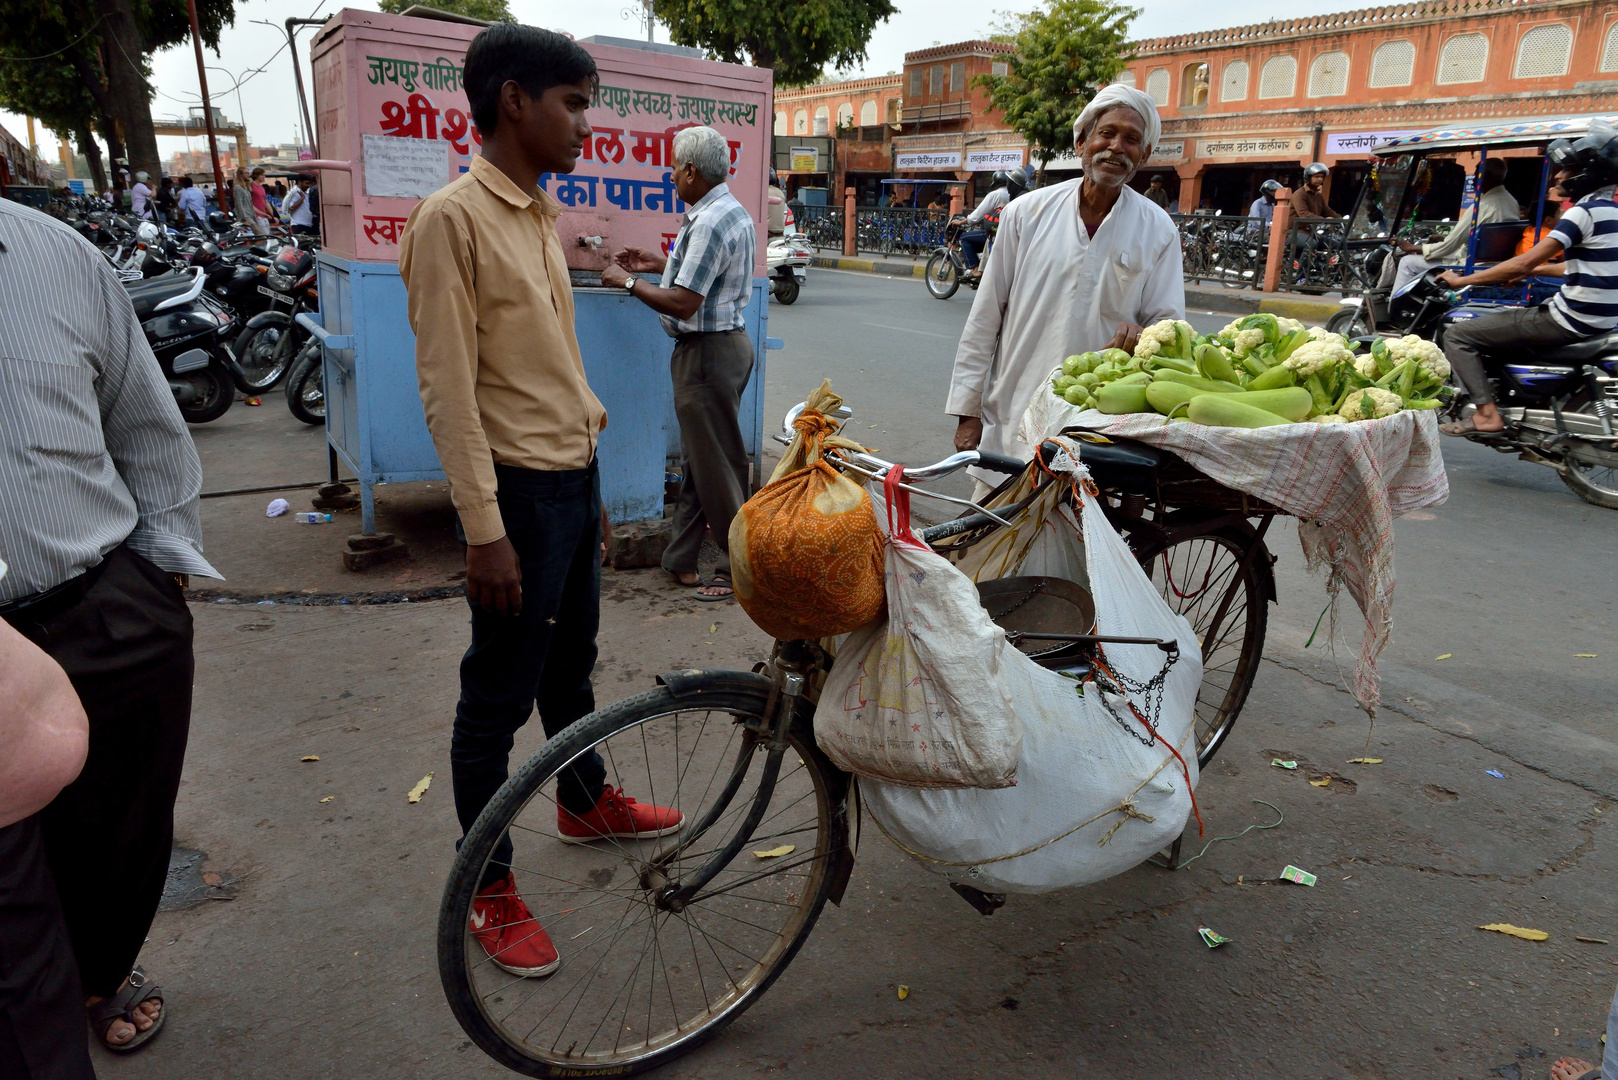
[662,329,755,580]
[0,816,95,1080]
[5,544,194,1001]
[453,462,607,886]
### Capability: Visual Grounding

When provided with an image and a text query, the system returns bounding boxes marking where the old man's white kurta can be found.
[946,179,1184,483]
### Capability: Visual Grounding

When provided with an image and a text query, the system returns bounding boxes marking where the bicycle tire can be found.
[438,682,847,1078]
[1143,524,1268,767]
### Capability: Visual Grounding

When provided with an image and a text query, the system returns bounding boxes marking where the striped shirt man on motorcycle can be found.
[1437,125,1618,436]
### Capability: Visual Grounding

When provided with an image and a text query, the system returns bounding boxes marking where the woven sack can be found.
[730,382,886,641]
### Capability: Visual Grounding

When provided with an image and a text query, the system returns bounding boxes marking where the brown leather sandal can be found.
[88,966,165,1054]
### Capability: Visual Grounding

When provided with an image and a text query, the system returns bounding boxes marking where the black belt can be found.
[0,559,108,630]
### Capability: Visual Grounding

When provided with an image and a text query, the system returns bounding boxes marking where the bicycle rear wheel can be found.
[1145,526,1268,767]
[439,680,848,1078]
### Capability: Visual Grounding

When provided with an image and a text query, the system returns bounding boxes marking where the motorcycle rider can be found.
[1289,163,1333,265]
[1437,125,1618,436]
[1247,179,1281,238]
[955,170,1012,281]
[767,167,786,238]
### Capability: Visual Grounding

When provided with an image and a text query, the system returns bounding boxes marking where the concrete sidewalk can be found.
[809,252,1344,324]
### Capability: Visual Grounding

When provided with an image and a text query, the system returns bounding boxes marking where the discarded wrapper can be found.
[1281,865,1317,887]
[1478,923,1548,941]
[1486,769,1506,779]
[1270,759,1297,770]
[1308,777,1331,788]
[266,498,290,518]
[752,844,795,859]
[1347,757,1383,764]
[407,773,433,804]
[1198,926,1231,948]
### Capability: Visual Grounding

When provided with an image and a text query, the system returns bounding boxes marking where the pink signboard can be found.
[309,9,773,274]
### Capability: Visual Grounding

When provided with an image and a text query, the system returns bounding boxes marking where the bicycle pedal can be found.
[950,882,1006,916]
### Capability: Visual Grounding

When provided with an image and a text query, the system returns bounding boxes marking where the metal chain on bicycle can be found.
[986,578,1046,622]
[1090,645,1180,747]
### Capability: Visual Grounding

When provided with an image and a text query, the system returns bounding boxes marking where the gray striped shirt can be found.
[0,198,218,601]
[659,183,755,336]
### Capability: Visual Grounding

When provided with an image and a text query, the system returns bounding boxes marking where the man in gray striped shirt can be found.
[0,197,219,1056]
[604,126,757,599]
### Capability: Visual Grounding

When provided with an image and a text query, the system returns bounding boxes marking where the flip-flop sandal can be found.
[1439,417,1505,438]
[88,965,165,1054]
[694,576,734,602]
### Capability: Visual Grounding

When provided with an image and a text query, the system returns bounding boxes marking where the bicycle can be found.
[437,405,1280,1077]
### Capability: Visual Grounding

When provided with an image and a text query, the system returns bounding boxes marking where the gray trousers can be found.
[1442,304,1585,406]
[663,328,754,579]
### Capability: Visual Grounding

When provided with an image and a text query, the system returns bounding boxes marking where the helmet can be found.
[135,221,162,245]
[768,167,779,187]
[1304,162,1330,179]
[206,210,232,231]
[134,171,150,183]
[1006,167,1031,197]
[1260,179,1282,196]
[1548,122,1618,200]
[990,169,1010,189]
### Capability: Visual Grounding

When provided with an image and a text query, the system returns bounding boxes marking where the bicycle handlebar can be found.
[777,402,1028,482]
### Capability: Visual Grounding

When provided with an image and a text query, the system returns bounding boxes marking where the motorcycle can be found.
[283,338,325,427]
[125,267,241,424]
[766,234,810,304]
[234,243,319,397]
[924,219,990,300]
[1352,269,1618,508]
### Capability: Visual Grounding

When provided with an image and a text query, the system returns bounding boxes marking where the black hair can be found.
[180,176,193,187]
[463,23,598,136]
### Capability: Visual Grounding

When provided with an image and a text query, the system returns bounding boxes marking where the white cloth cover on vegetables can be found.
[856,443,1204,894]
[815,468,1023,789]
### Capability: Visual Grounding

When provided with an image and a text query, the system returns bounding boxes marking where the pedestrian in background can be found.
[1144,173,1170,210]
[0,555,94,1080]
[400,22,682,983]
[232,166,256,232]
[284,174,316,235]
[604,125,757,601]
[0,197,221,1055]
[130,171,154,219]
[249,167,271,235]
[176,176,207,228]
[155,176,177,224]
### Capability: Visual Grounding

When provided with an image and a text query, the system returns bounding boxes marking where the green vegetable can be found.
[1097,348,1132,366]
[1188,393,1294,429]
[1077,372,1100,389]
[1145,381,1201,415]
[1062,385,1091,407]
[1369,338,1390,377]
[1246,364,1299,392]
[1093,362,1119,381]
[1062,354,1088,377]
[1054,375,1077,392]
[1274,328,1311,363]
[1195,343,1237,383]
[1148,355,1198,375]
[1240,355,1271,378]
[1095,382,1150,414]
[1152,369,1246,394]
[1239,313,1282,344]
[1404,397,1443,410]
[1237,386,1313,422]
[1304,374,1336,417]
[1173,322,1195,360]
[1115,371,1153,386]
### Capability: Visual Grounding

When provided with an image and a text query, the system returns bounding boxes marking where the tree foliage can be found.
[974,0,1138,174]
[655,0,896,87]
[378,0,514,25]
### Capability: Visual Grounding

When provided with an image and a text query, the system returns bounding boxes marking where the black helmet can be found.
[1260,179,1282,196]
[1304,162,1330,179]
[206,210,232,231]
[990,170,1011,189]
[768,167,779,187]
[1548,122,1618,200]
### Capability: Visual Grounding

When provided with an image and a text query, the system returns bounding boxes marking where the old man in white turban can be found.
[946,83,1185,493]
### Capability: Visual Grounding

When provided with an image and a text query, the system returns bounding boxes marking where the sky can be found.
[3,0,1329,170]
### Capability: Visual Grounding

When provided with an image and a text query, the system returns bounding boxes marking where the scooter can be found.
[234,243,319,397]
[766,234,811,304]
[124,267,242,423]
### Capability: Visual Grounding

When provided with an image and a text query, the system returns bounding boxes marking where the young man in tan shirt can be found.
[399,24,681,980]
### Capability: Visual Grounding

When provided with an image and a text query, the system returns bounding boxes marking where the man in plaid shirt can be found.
[605,125,756,600]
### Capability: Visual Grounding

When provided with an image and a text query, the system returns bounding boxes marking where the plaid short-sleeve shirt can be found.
[659,183,755,336]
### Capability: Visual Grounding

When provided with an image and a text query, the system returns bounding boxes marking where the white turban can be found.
[1072,83,1161,153]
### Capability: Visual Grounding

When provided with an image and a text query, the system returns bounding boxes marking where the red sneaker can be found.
[469,874,560,977]
[558,786,685,845]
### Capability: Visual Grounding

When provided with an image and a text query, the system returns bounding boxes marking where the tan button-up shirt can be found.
[399,155,606,546]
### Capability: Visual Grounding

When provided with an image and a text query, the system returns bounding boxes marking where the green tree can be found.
[975,0,1138,182]
[378,0,514,24]
[0,0,237,190]
[654,0,896,87]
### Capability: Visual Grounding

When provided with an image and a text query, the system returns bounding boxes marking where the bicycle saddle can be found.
[1057,434,1163,491]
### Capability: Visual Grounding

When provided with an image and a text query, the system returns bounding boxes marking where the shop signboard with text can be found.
[964,148,1024,172]
[895,150,962,171]
[1195,135,1308,160]
[1324,131,1424,156]
[310,10,772,272]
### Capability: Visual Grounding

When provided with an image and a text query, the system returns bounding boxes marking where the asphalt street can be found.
[94,266,1618,1080]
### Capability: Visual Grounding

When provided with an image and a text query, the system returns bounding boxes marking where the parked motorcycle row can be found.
[46,199,325,427]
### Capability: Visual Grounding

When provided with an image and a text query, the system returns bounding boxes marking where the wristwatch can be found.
[622,274,637,294]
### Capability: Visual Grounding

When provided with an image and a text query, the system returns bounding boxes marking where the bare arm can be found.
[0,620,88,827]
[601,263,704,321]
[1440,236,1565,288]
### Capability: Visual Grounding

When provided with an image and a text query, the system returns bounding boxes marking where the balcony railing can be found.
[899,101,972,125]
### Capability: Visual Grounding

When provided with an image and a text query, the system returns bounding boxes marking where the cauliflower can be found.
[1311,413,1351,425]
[1281,338,1354,378]
[1277,316,1305,335]
[1308,325,1333,341]
[1337,386,1403,421]
[1133,319,1187,361]
[1229,327,1266,357]
[1353,354,1380,379]
[1384,334,1451,381]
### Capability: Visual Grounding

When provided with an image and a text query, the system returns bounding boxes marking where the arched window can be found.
[1368,40,1415,87]
[793,109,807,135]
[1221,60,1249,101]
[1436,33,1488,84]
[1308,51,1349,96]
[885,98,901,123]
[860,99,877,125]
[1258,55,1297,98]
[774,111,787,135]
[1604,22,1618,71]
[812,106,830,135]
[1145,67,1170,106]
[1115,69,1136,87]
[1514,23,1572,78]
[1181,62,1209,106]
[836,102,853,128]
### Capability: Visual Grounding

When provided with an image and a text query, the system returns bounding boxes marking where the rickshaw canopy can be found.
[1372,112,1618,156]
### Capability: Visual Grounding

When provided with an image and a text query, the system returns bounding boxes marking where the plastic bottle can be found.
[294,512,333,524]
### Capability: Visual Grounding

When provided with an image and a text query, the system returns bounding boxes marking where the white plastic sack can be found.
[859,446,1204,894]
[815,468,1022,789]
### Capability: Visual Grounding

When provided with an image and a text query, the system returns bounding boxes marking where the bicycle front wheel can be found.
[925,250,959,298]
[439,680,848,1078]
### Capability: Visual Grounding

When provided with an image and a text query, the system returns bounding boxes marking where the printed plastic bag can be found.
[815,467,1022,789]
[858,442,1204,893]
[730,382,886,642]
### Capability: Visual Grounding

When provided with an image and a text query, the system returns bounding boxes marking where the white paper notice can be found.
[362,134,449,199]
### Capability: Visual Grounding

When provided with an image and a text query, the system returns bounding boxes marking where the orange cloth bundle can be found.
[730,382,886,641]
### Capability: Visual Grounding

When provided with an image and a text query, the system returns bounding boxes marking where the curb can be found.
[1183,285,1343,325]
[810,254,925,278]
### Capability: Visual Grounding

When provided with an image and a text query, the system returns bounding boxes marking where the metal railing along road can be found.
[1171,213,1268,289]
[795,205,845,252]
[854,206,950,257]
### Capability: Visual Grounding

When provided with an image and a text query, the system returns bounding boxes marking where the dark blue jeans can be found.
[453,461,607,885]
[960,229,989,269]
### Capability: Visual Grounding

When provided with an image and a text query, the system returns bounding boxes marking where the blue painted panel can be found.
[574,288,674,522]
[352,264,440,481]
